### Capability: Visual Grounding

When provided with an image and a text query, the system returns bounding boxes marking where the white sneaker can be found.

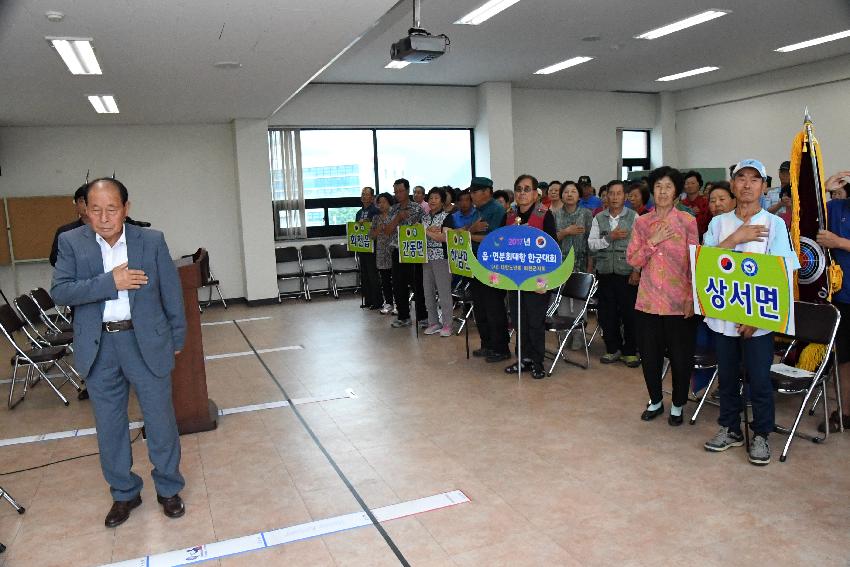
[424,324,442,335]
[440,325,453,337]
[379,304,393,314]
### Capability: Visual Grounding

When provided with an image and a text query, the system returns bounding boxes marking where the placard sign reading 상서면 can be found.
[346,221,373,253]
[398,223,427,264]
[446,229,473,277]
[690,245,794,334]
[472,225,573,291]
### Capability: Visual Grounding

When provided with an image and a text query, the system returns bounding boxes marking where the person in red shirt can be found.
[681,170,711,240]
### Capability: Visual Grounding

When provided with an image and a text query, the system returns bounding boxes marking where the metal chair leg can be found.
[808,388,823,416]
[29,363,69,407]
[582,326,591,369]
[690,369,718,424]
[8,360,23,409]
[778,378,825,462]
[547,331,572,376]
[834,352,844,433]
[216,285,227,309]
[0,486,25,514]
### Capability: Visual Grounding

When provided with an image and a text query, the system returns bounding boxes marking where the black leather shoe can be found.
[105,495,142,528]
[668,413,684,426]
[157,494,185,519]
[485,351,511,363]
[78,388,89,401]
[641,404,664,421]
[472,348,491,358]
[531,366,546,379]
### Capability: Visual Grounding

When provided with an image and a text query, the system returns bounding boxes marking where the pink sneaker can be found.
[424,323,442,335]
[440,325,453,337]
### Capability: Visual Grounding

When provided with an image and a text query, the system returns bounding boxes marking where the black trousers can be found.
[635,310,696,407]
[470,279,509,354]
[391,255,427,321]
[509,291,550,367]
[596,273,638,356]
[378,269,394,306]
[358,253,381,307]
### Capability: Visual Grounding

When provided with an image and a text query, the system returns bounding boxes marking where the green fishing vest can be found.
[594,208,637,275]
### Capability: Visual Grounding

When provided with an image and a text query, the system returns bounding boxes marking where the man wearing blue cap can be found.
[702,159,800,466]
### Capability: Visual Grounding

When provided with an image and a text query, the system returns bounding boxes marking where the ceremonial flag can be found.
[789,109,842,302]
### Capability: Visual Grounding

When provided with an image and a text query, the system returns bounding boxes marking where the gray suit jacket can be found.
[51,223,187,378]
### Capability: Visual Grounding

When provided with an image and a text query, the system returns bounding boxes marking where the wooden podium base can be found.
[177,399,219,436]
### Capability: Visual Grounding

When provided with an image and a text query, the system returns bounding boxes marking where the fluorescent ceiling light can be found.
[534,56,593,75]
[455,0,522,25]
[635,10,729,40]
[775,29,850,52]
[656,66,719,82]
[87,95,119,114]
[47,37,103,74]
[384,60,411,69]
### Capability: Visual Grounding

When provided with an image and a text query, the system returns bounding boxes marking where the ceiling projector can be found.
[391,28,449,63]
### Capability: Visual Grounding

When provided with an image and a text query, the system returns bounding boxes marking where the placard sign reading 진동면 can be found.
[346,221,373,253]
[472,225,573,291]
[398,223,427,264]
[690,245,794,334]
[446,229,473,277]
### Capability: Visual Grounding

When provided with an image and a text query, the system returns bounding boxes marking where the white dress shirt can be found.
[96,226,132,322]
[587,209,625,251]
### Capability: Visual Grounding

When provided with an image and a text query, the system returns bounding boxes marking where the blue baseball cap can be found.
[731,159,767,179]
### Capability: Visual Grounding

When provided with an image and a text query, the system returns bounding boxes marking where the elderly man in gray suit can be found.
[52,178,187,528]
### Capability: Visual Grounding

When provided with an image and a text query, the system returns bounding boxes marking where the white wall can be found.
[270,83,478,127]
[511,88,658,188]
[233,119,279,301]
[675,54,850,174]
[0,124,245,299]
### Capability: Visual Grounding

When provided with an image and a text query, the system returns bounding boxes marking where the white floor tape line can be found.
[101,490,469,567]
[201,316,273,326]
[0,391,356,448]
[204,345,302,360]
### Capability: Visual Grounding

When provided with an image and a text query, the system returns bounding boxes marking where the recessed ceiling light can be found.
[455,0,522,25]
[656,66,719,82]
[385,60,411,69]
[534,56,593,75]
[45,11,64,22]
[635,10,730,40]
[775,29,850,52]
[213,61,242,69]
[87,95,119,114]
[47,37,102,75]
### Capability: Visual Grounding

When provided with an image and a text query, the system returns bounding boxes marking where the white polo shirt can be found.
[96,226,131,322]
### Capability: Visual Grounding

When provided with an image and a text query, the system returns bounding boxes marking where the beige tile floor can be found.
[0,296,849,566]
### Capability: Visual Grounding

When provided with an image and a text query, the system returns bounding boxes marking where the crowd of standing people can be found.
[353,161,850,466]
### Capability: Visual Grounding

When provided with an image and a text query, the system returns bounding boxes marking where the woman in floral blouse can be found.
[627,166,698,426]
[421,187,456,337]
[369,193,396,314]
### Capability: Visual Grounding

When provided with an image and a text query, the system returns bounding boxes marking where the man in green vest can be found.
[588,180,641,367]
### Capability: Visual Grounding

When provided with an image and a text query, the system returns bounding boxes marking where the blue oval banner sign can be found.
[473,225,571,290]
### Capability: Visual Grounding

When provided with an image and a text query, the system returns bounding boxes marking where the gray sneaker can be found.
[600,351,621,364]
[704,427,744,452]
[391,318,412,328]
[748,435,771,466]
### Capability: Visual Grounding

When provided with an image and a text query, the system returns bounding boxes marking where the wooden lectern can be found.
[172,252,218,434]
